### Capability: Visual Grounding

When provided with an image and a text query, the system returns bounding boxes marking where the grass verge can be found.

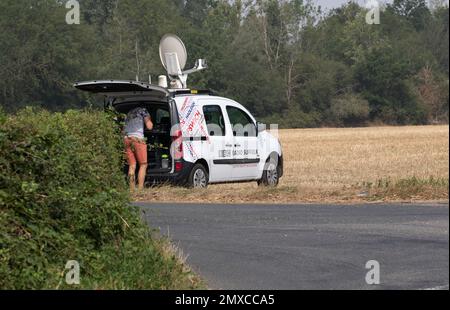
[134,176,448,204]
[361,176,449,201]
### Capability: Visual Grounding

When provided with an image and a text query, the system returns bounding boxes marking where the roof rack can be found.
[170,89,215,97]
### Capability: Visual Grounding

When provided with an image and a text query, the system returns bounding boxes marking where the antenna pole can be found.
[135,39,140,82]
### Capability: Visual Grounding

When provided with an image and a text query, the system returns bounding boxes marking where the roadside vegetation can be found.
[0,108,203,289]
[135,126,449,204]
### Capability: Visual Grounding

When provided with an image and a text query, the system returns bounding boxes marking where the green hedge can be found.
[0,108,200,289]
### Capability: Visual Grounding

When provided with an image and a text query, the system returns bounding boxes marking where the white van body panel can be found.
[174,95,282,183]
[255,130,283,179]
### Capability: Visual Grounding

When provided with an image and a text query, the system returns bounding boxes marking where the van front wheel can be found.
[258,159,280,187]
[187,164,209,188]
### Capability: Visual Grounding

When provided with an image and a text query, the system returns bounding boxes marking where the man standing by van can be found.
[124,107,153,191]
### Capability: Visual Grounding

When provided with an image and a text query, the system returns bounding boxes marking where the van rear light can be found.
[175,161,183,172]
[172,129,183,160]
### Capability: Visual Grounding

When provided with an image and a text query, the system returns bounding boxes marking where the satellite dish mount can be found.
[159,34,207,89]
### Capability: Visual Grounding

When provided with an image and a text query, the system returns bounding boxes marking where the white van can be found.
[74,80,283,188]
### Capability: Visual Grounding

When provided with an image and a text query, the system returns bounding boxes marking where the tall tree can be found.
[391,0,431,30]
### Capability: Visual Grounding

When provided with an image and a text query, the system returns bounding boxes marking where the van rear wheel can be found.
[187,164,209,188]
[258,158,280,187]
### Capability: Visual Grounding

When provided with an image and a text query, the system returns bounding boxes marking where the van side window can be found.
[226,106,256,137]
[203,105,226,136]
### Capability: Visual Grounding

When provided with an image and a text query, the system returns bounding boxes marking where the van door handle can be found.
[225,144,233,148]
[235,144,241,147]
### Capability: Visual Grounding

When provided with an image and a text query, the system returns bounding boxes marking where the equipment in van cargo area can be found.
[74,34,283,188]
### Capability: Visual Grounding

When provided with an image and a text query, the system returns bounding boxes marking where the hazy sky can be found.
[315,0,449,10]
[315,0,383,10]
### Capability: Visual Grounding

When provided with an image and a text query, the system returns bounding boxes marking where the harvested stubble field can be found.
[135,125,449,204]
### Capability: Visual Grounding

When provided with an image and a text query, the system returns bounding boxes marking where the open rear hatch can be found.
[74,80,170,102]
[74,80,175,177]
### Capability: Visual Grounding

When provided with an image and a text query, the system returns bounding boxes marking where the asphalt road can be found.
[138,202,449,290]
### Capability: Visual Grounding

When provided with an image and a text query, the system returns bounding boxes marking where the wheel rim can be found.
[193,169,207,188]
[266,166,278,186]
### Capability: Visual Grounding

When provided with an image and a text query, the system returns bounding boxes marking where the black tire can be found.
[258,157,280,187]
[187,164,209,188]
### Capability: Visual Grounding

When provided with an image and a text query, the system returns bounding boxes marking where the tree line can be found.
[0,0,448,127]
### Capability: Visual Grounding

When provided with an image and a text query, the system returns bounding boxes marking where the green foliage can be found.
[0,109,200,289]
[353,43,426,124]
[260,104,322,128]
[391,0,432,30]
[330,93,370,126]
[0,0,100,112]
[0,0,448,127]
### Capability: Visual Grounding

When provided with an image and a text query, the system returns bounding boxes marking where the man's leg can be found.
[134,139,148,190]
[137,163,148,190]
[125,138,137,191]
[128,164,137,192]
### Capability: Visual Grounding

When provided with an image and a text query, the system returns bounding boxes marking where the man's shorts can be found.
[124,137,147,166]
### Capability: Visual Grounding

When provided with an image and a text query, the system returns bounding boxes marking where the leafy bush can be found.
[260,107,322,129]
[0,108,201,289]
[330,93,370,126]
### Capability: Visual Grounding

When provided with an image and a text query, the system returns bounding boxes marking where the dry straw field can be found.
[135,125,449,204]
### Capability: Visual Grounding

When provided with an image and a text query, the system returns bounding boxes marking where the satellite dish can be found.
[159,34,207,89]
[159,34,187,75]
